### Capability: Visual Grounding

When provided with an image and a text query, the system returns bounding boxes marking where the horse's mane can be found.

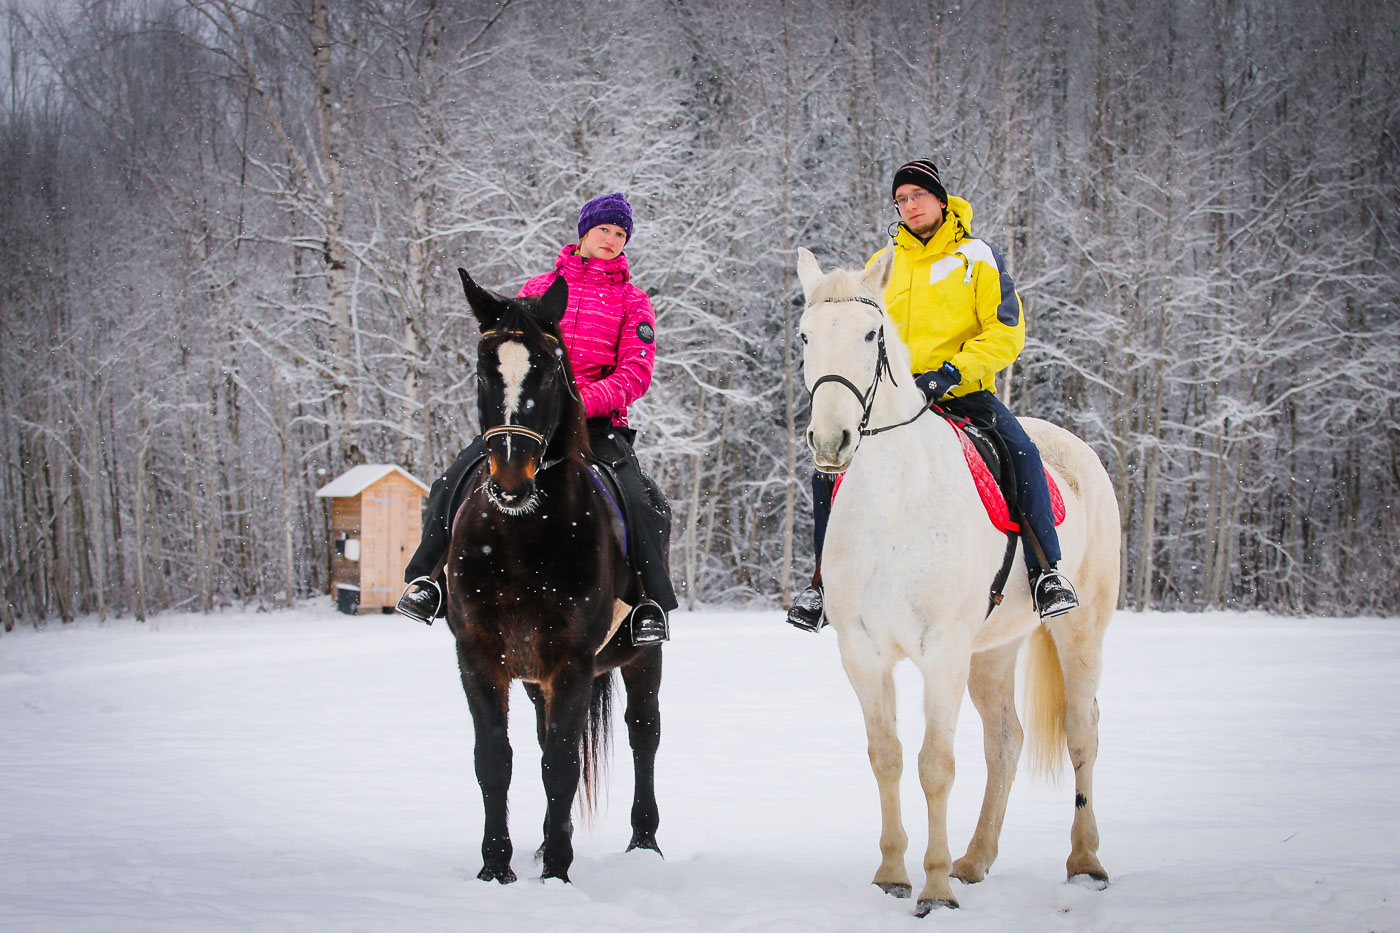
[499,293,591,462]
[805,259,916,381]
[804,267,870,307]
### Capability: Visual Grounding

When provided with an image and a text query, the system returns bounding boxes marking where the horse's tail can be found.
[1023,624,1068,781]
[576,670,614,824]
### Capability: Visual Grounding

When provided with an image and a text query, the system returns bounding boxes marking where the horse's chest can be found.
[455,518,604,587]
[451,560,612,677]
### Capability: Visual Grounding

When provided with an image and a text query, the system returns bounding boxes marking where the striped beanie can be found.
[891,159,947,205]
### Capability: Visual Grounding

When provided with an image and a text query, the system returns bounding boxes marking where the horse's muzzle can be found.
[485,456,540,514]
[485,478,538,514]
[808,426,854,473]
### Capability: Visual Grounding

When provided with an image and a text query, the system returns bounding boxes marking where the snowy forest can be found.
[1,0,1397,629]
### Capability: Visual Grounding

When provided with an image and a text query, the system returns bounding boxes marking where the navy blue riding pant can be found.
[808,389,1061,573]
[937,390,1062,571]
[405,420,677,611]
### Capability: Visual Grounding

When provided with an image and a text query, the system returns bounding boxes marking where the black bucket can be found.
[335,584,361,615]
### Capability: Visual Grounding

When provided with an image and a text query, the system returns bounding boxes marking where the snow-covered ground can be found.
[1,604,1397,932]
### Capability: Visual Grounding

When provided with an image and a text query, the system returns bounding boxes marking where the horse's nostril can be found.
[841,430,851,450]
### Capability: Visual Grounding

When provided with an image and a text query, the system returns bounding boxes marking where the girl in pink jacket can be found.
[398,193,676,640]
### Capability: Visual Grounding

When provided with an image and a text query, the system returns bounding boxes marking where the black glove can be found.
[914,362,961,401]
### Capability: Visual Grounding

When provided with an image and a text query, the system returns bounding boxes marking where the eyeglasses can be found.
[894,190,935,209]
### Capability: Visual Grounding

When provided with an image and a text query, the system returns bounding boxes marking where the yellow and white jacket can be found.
[867,196,1024,397]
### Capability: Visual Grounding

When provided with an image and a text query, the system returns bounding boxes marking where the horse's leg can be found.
[457,645,515,884]
[619,648,663,855]
[522,682,549,860]
[952,640,1023,884]
[838,642,910,898]
[912,650,972,914]
[523,681,548,747]
[1054,618,1110,884]
[537,665,592,882]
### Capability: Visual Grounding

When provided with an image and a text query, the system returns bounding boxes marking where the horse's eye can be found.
[798,332,808,344]
[864,330,877,342]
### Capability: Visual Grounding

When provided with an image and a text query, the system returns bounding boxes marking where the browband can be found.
[808,295,882,311]
[481,328,560,346]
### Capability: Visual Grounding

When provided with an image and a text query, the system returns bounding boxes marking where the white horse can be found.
[795,246,1120,916]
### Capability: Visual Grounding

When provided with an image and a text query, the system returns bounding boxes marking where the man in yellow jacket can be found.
[788,158,1079,631]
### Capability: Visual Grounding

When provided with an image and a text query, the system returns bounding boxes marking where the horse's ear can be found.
[537,274,569,325]
[860,246,895,296]
[459,267,501,331]
[796,247,823,298]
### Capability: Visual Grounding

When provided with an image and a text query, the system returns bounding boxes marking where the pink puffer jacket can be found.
[518,245,657,426]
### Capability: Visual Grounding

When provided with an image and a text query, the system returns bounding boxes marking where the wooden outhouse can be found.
[315,464,429,612]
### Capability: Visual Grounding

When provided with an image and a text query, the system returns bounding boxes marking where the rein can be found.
[806,295,935,437]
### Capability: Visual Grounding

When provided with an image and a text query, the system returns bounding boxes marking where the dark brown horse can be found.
[447,267,663,885]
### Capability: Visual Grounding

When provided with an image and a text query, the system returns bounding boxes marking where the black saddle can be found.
[585,456,632,560]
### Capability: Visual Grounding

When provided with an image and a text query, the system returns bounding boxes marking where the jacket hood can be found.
[554,244,631,286]
[894,195,974,252]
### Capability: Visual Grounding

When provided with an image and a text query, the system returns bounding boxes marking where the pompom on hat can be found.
[577,192,634,241]
[890,159,947,205]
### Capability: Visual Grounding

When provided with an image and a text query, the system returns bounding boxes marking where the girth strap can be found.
[985,531,1019,618]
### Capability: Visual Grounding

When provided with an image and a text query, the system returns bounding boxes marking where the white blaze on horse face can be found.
[496,341,532,455]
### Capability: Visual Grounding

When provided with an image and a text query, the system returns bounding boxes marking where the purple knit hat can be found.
[577,192,634,241]
[891,159,948,205]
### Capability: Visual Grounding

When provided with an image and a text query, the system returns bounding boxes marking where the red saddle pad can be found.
[830,423,1066,534]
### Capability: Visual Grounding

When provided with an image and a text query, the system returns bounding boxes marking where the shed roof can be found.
[315,464,430,498]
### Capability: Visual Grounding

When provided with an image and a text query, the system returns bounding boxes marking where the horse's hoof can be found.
[950,860,987,884]
[1069,870,1110,890]
[914,898,959,917]
[539,867,571,884]
[874,882,911,899]
[477,865,517,884]
[626,833,663,857]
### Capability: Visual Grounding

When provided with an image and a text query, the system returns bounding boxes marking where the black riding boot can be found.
[628,599,670,646]
[587,421,676,646]
[786,584,826,632]
[788,471,836,633]
[1031,565,1080,618]
[395,576,443,626]
[403,439,486,583]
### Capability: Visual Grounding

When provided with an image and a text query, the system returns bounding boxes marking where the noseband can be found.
[805,295,932,438]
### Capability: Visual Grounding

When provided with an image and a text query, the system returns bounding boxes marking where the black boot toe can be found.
[786,585,826,632]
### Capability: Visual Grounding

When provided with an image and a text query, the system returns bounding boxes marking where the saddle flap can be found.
[587,459,630,560]
[946,417,1065,534]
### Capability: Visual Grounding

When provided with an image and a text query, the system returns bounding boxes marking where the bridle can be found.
[805,296,934,437]
[478,327,579,473]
